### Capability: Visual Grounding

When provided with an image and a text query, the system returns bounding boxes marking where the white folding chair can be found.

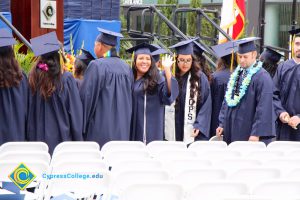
[111,159,163,173]
[263,159,300,176]
[101,141,146,156]
[0,151,51,164]
[163,159,212,175]
[146,141,187,157]
[197,150,242,162]
[228,142,266,155]
[267,141,300,151]
[155,149,197,161]
[120,182,184,200]
[285,168,300,181]
[52,141,100,156]
[0,142,48,153]
[186,181,249,200]
[229,168,281,188]
[285,149,300,158]
[188,141,227,151]
[252,180,300,199]
[173,169,227,190]
[51,160,108,173]
[103,149,150,167]
[111,169,170,194]
[214,159,262,175]
[245,149,284,161]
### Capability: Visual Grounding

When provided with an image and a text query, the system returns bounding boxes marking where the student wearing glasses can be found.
[165,39,212,144]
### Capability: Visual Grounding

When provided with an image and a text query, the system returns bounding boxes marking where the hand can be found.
[191,129,200,137]
[249,136,259,142]
[288,116,300,130]
[216,127,223,137]
[161,54,174,72]
[279,112,290,123]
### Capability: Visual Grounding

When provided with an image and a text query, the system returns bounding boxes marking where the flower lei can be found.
[225,61,262,107]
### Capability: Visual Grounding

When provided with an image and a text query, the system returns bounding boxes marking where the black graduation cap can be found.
[211,41,238,58]
[193,41,207,55]
[96,27,123,46]
[169,38,198,55]
[151,48,169,63]
[126,43,159,55]
[288,28,300,36]
[30,32,60,56]
[235,37,261,54]
[260,46,284,63]
[76,49,95,66]
[0,28,16,47]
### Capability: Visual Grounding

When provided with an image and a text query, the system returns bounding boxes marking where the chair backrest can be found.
[101,141,146,155]
[252,180,300,198]
[198,150,242,162]
[111,159,163,173]
[284,168,300,180]
[245,149,284,161]
[52,141,100,156]
[0,142,48,153]
[0,151,51,164]
[229,141,266,149]
[111,169,170,193]
[50,150,102,166]
[146,141,187,157]
[188,141,227,151]
[263,159,300,175]
[173,169,227,190]
[120,182,184,200]
[155,150,197,161]
[163,159,213,175]
[52,160,108,173]
[267,141,300,151]
[186,181,249,200]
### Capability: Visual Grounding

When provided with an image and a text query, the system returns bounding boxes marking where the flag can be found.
[218,0,245,44]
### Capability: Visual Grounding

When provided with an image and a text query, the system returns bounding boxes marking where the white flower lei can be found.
[225,61,262,107]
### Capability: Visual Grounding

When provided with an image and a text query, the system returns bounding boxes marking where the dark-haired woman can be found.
[0,29,28,144]
[127,43,179,143]
[27,32,83,153]
[74,49,94,88]
[168,39,212,144]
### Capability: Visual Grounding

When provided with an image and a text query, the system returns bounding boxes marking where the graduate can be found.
[0,28,28,144]
[127,43,179,143]
[193,41,212,82]
[74,49,94,88]
[210,41,238,138]
[80,28,133,146]
[260,46,284,77]
[27,32,83,153]
[216,37,275,144]
[273,28,300,141]
[151,47,168,69]
[165,39,212,144]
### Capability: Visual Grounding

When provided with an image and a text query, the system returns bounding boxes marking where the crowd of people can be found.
[0,27,300,153]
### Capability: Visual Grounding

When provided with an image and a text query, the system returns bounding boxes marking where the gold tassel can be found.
[230,50,234,73]
[172,52,176,76]
[291,34,295,58]
[130,52,135,68]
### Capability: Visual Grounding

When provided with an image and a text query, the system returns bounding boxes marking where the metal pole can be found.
[0,13,32,51]
[291,0,297,29]
[259,0,266,53]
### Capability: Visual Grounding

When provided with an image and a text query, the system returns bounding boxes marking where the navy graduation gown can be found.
[175,72,212,141]
[210,69,230,138]
[219,67,275,144]
[130,73,179,143]
[27,72,83,153]
[273,59,300,140]
[80,57,133,146]
[0,72,28,144]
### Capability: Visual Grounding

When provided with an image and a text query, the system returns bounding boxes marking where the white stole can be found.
[164,73,198,144]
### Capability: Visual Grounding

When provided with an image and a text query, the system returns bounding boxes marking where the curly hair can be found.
[175,55,202,110]
[216,54,238,72]
[194,53,212,83]
[29,51,62,99]
[0,46,23,88]
[74,58,88,79]
[132,54,160,95]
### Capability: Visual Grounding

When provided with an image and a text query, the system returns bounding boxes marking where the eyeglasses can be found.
[177,59,192,64]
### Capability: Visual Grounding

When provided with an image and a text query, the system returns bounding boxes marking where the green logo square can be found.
[8,163,36,190]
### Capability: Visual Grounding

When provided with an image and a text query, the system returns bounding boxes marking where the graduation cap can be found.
[76,49,95,66]
[193,41,207,55]
[30,31,60,56]
[151,48,169,63]
[211,41,238,58]
[96,27,123,46]
[260,46,284,63]
[236,37,261,54]
[288,28,300,36]
[0,28,16,47]
[126,43,159,55]
[169,38,198,55]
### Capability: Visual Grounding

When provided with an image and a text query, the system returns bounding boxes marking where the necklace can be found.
[225,61,262,107]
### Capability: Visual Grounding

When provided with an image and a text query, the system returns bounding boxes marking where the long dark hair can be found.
[175,54,202,109]
[29,51,62,99]
[0,46,23,88]
[74,59,88,79]
[260,57,279,78]
[216,54,238,72]
[132,54,159,94]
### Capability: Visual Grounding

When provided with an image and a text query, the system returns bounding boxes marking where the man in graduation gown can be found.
[80,28,133,146]
[216,37,275,144]
[273,29,300,140]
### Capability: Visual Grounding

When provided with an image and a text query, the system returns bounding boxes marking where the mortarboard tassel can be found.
[291,34,295,59]
[230,50,234,73]
[172,52,176,76]
[130,51,135,68]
